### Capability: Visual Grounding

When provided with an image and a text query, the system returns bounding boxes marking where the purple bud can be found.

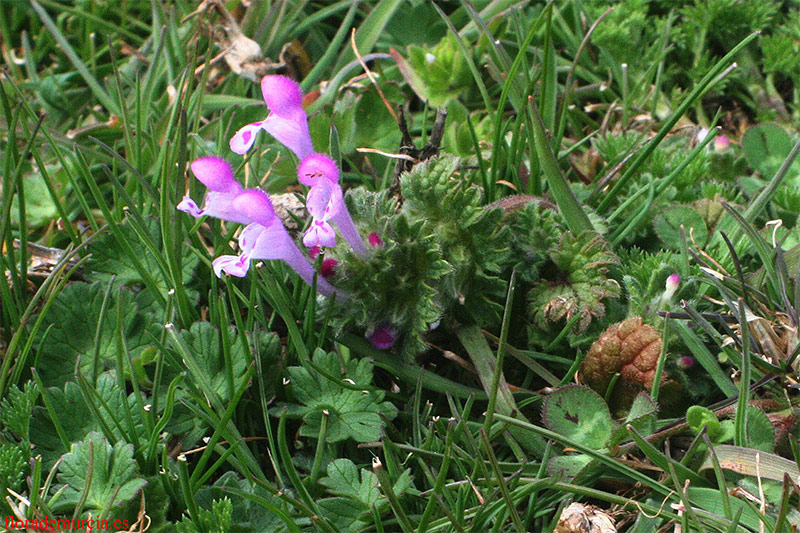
[368,324,397,350]
[714,135,730,152]
[321,258,338,279]
[677,356,695,370]
[368,232,383,247]
[666,274,680,290]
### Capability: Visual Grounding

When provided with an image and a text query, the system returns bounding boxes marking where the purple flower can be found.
[178,158,340,297]
[229,76,314,160]
[298,154,368,257]
[177,157,251,224]
[212,189,341,297]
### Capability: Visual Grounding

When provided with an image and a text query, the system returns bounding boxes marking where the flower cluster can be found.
[177,76,372,301]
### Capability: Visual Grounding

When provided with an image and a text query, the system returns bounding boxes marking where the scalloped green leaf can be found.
[542,385,614,450]
[35,282,159,387]
[53,432,147,515]
[282,350,398,443]
[653,206,708,249]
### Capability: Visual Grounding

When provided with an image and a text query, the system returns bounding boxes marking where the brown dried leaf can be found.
[555,502,617,533]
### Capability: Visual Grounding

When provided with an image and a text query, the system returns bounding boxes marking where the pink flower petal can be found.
[229,121,264,155]
[247,223,299,261]
[261,75,304,117]
[262,112,313,161]
[200,191,253,225]
[303,220,337,248]
[213,254,251,278]
[298,153,339,186]
[191,157,240,193]
[234,224,259,255]
[306,181,343,221]
[232,189,278,228]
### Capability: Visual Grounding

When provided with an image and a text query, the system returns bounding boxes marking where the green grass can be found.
[3,0,800,531]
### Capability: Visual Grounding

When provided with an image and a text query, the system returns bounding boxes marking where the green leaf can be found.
[529,231,621,334]
[319,459,381,508]
[702,445,800,482]
[193,472,289,532]
[175,322,256,404]
[653,205,708,250]
[610,392,658,446]
[688,487,766,531]
[541,385,614,450]
[54,431,147,514]
[0,380,39,442]
[0,442,26,514]
[687,405,722,441]
[177,498,233,533]
[546,453,594,479]
[30,373,146,469]
[282,350,398,443]
[395,34,472,107]
[401,154,509,325]
[745,407,775,453]
[317,458,412,532]
[87,217,199,312]
[625,392,658,430]
[741,123,798,178]
[35,282,158,387]
[317,498,367,532]
[10,169,59,228]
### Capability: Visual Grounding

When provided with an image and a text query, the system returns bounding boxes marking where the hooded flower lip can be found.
[191,156,239,192]
[261,75,304,116]
[229,75,314,160]
[177,157,252,225]
[298,153,340,187]
[232,189,278,228]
